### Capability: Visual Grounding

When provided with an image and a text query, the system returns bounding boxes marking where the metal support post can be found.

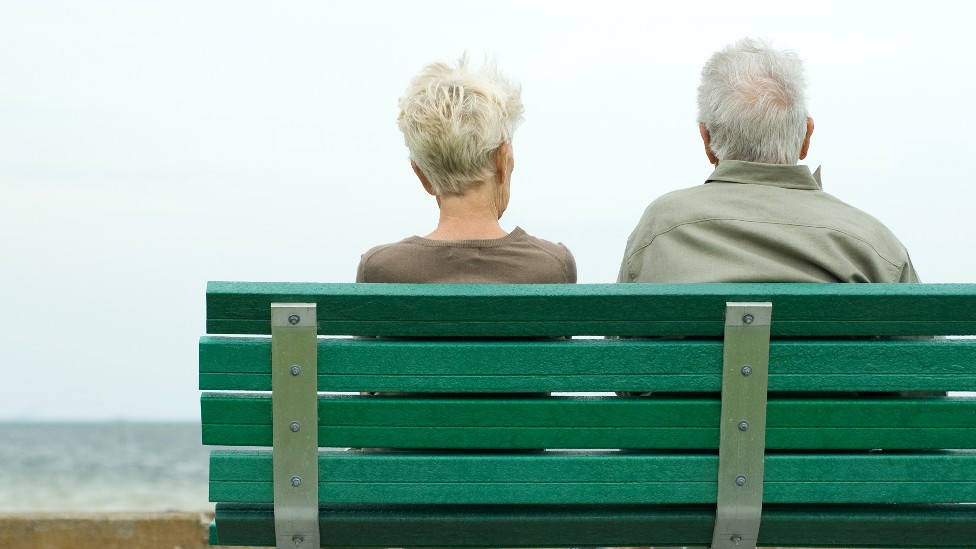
[710,302,772,549]
[271,303,320,549]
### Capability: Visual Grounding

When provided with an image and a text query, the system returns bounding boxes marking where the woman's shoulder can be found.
[356,236,426,282]
[512,227,574,257]
[510,227,577,282]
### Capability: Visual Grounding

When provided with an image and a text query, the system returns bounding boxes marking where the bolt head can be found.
[292,535,305,546]
[290,421,301,432]
[735,475,747,486]
[738,421,749,432]
[290,365,301,376]
[742,313,754,325]
[288,314,300,325]
[730,534,743,545]
[291,476,302,487]
[741,365,753,376]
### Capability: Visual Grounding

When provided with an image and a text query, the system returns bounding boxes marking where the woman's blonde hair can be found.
[398,55,524,195]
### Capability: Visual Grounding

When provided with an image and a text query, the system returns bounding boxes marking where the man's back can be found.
[619,160,918,283]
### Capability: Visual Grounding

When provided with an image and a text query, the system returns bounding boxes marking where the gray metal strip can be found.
[710,302,772,549]
[271,303,320,549]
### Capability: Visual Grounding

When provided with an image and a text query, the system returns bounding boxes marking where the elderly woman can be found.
[357,56,576,284]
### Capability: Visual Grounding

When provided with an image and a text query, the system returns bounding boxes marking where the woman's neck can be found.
[425,185,508,241]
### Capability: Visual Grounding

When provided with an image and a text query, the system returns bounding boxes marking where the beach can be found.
[0,423,224,548]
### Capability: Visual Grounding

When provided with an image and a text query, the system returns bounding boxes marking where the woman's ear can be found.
[412,161,437,196]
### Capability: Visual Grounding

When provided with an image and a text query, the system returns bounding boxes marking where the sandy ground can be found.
[0,512,250,549]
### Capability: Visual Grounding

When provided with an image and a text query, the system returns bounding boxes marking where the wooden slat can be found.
[211,503,976,548]
[206,282,976,337]
[209,450,976,505]
[199,337,976,392]
[201,394,976,450]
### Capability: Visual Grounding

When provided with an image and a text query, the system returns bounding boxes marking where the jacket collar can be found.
[705,160,822,190]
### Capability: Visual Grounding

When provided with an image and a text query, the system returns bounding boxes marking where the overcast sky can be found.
[3,1,975,421]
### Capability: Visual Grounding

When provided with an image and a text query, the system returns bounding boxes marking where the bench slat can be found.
[206,282,976,337]
[201,394,976,450]
[209,450,976,505]
[199,337,976,392]
[211,503,976,548]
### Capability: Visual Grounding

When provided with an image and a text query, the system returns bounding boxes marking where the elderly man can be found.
[618,38,919,284]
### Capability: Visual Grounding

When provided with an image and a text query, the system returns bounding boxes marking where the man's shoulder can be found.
[647,184,711,205]
[631,183,727,234]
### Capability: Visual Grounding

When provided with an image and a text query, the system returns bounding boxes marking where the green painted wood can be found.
[201,394,976,449]
[199,336,976,392]
[212,503,976,548]
[206,282,976,337]
[202,281,976,547]
[208,450,976,505]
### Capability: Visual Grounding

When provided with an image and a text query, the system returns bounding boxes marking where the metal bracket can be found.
[271,303,320,549]
[710,302,772,549]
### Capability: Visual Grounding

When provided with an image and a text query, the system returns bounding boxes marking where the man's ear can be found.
[799,116,814,160]
[699,122,719,166]
[494,142,512,181]
[412,161,437,196]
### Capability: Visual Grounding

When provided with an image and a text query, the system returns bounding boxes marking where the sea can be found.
[0,422,212,513]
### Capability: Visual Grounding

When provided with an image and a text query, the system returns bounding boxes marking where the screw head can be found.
[735,475,747,486]
[290,365,301,376]
[730,534,743,545]
[292,535,305,546]
[288,314,300,325]
[290,421,301,432]
[742,313,754,325]
[291,476,302,487]
[741,365,753,376]
[738,421,749,432]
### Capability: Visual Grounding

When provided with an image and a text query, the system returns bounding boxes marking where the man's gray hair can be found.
[697,38,808,165]
[398,55,524,196]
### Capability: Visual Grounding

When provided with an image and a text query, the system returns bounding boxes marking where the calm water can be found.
[0,422,212,512]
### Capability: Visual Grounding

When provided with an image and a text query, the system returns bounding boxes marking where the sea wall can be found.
[0,512,247,549]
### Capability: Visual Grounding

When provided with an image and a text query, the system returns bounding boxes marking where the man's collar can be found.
[705,160,822,190]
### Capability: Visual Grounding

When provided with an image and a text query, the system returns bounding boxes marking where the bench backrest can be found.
[201,282,976,548]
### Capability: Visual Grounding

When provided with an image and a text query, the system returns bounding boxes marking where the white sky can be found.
[2,0,975,421]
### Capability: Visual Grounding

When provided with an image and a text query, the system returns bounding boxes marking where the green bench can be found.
[200,281,976,548]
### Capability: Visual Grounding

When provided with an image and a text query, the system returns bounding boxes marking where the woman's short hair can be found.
[398,55,524,196]
[697,38,808,165]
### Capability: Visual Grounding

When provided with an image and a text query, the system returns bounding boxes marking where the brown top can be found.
[357,226,577,283]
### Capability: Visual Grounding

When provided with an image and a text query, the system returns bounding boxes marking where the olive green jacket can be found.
[618,160,919,283]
